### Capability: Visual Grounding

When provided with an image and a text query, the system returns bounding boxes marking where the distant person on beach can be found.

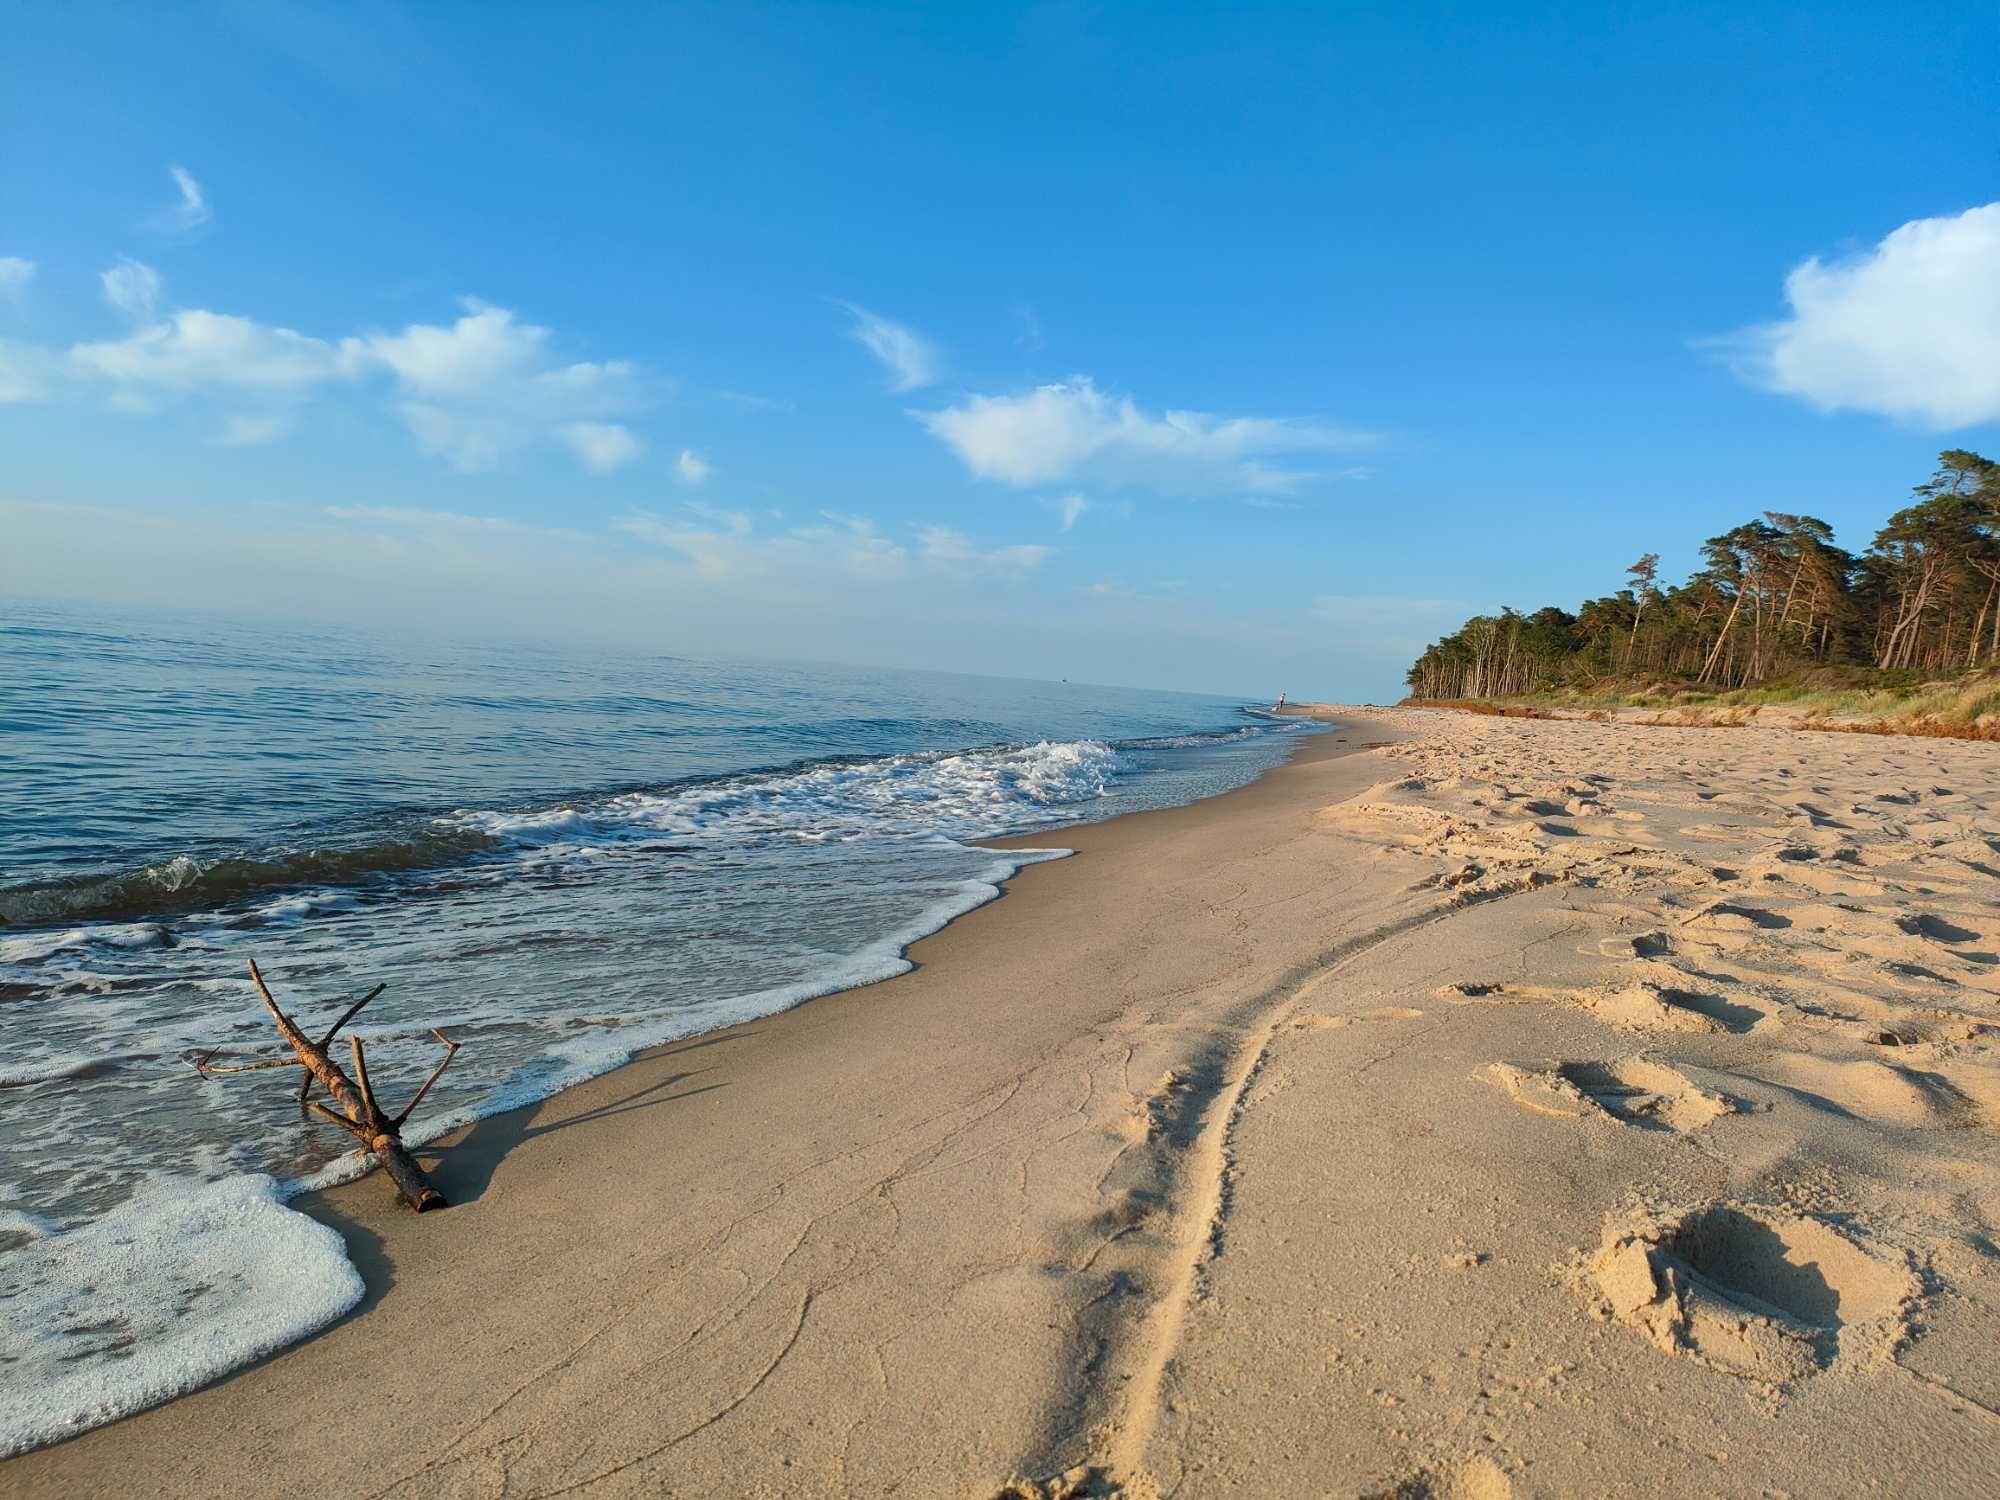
[1275,692,1287,709]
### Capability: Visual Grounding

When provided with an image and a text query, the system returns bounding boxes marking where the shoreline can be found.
[9,711,1395,1491]
[16,706,2000,1497]
[0,712,1313,1458]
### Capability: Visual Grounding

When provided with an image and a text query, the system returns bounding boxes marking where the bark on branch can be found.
[192,961,458,1212]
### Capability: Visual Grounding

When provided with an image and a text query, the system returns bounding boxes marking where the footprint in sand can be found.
[1582,1200,1920,1383]
[1441,979,1764,1035]
[1898,912,1985,947]
[1289,1005,1424,1030]
[1482,1056,1733,1132]
[1594,929,1672,960]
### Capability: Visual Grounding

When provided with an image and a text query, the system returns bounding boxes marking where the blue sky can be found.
[4,1,1997,701]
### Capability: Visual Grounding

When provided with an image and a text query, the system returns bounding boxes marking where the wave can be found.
[0,737,1140,933]
[0,826,504,929]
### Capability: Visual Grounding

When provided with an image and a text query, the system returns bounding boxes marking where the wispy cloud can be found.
[1714,201,2000,429]
[99,258,162,321]
[617,505,907,582]
[840,301,940,391]
[915,525,1053,574]
[1051,493,1090,531]
[155,165,211,234]
[615,506,1052,586]
[325,503,585,540]
[676,448,712,486]
[918,377,1377,496]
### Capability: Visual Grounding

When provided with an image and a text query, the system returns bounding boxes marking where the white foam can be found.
[0,1174,363,1457]
[0,922,171,964]
[448,738,1125,853]
[244,890,358,924]
[0,1052,119,1087]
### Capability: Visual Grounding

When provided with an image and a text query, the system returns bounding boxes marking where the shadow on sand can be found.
[413,1029,747,1207]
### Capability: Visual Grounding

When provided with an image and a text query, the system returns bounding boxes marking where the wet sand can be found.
[13,709,2000,1498]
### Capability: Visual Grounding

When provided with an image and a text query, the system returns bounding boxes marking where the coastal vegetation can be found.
[1404,450,2000,731]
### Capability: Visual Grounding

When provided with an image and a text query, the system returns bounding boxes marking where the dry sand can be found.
[11,709,2000,1498]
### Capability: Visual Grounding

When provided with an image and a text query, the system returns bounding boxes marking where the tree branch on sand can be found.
[191,960,461,1211]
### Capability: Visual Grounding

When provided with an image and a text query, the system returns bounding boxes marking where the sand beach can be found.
[13,709,2000,1498]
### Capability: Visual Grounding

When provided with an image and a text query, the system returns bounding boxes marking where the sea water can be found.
[0,601,1314,1452]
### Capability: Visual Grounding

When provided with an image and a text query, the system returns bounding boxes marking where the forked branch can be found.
[396,1030,462,1128]
[299,982,386,1106]
[190,961,460,1211]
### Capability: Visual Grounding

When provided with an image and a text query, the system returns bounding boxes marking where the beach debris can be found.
[192,959,460,1211]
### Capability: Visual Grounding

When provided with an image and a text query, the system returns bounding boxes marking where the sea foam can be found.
[0,1175,364,1457]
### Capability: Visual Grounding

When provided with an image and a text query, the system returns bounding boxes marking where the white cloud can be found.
[72,308,345,389]
[26,293,650,471]
[1052,493,1089,531]
[916,525,1053,574]
[339,300,644,472]
[615,505,764,579]
[794,512,909,576]
[325,503,585,541]
[842,301,940,391]
[160,165,211,232]
[676,447,712,486]
[916,524,976,564]
[618,507,1052,585]
[561,421,643,474]
[918,377,1376,495]
[100,258,163,321]
[216,413,288,447]
[0,257,33,307]
[346,301,550,398]
[1720,202,2000,429]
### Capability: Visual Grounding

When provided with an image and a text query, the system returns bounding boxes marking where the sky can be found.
[3,1,1998,702]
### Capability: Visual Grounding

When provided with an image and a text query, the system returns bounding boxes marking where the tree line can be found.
[1405,450,2000,700]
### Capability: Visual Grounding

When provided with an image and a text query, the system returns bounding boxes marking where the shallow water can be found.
[0,600,1313,1450]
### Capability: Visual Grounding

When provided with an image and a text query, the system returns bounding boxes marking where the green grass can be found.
[1411,668,2000,733]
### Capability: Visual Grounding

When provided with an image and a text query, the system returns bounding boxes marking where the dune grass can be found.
[1404,670,2000,742]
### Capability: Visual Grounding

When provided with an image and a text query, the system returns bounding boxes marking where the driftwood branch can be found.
[299,983,387,1108]
[192,1050,306,1075]
[349,1035,382,1122]
[396,1030,462,1128]
[193,961,457,1211]
[308,1097,373,1140]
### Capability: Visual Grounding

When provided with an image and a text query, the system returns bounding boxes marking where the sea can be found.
[0,600,1316,1452]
